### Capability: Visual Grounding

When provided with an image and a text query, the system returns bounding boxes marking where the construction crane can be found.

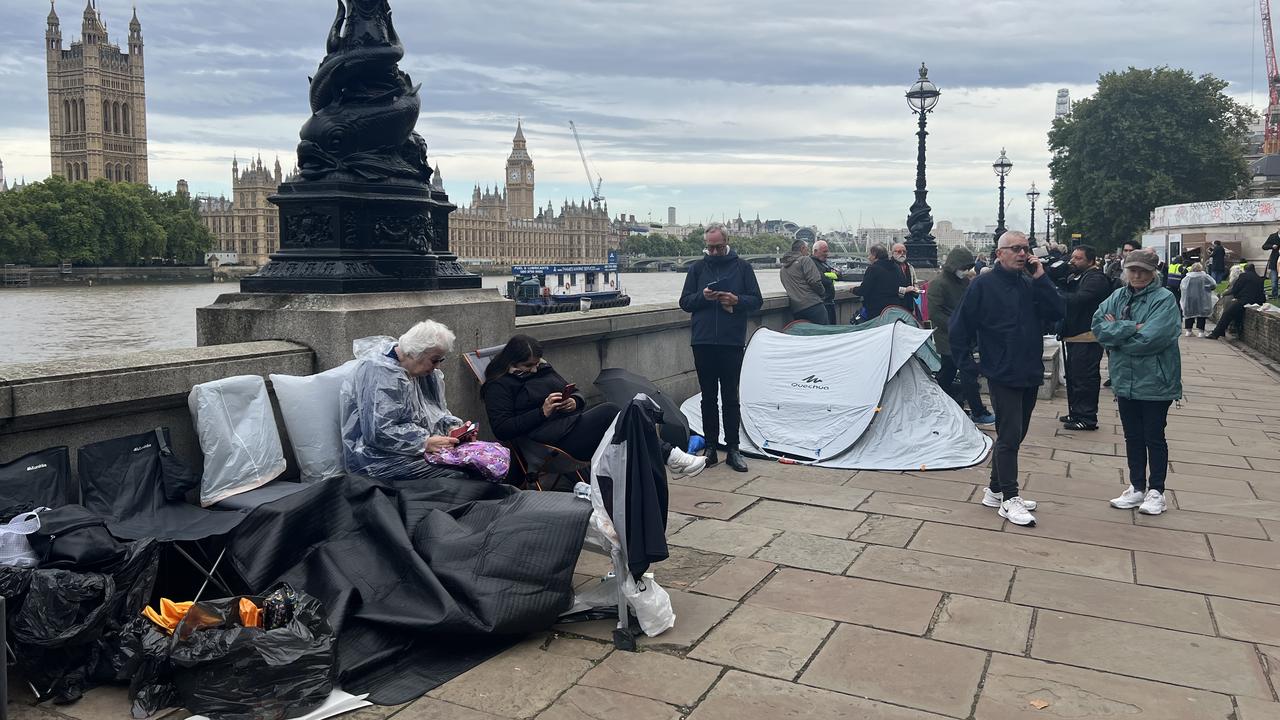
[568,121,604,204]
[1263,0,1280,153]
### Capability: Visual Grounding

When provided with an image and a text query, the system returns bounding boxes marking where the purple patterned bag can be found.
[425,441,511,482]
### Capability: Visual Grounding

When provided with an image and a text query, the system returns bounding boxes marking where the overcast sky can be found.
[0,0,1262,232]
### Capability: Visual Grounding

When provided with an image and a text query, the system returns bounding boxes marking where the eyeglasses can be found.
[428,355,447,365]
[705,244,729,254]
[999,245,1031,255]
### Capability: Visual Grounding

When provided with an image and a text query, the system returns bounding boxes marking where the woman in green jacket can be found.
[1091,248,1182,516]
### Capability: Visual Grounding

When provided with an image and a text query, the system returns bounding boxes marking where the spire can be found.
[48,0,59,23]
[514,118,525,142]
[431,163,443,191]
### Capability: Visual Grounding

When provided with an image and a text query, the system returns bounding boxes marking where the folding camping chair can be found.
[77,428,246,602]
[0,447,74,701]
[462,346,591,491]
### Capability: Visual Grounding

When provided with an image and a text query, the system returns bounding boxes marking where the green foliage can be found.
[0,176,214,265]
[1049,67,1255,252]
[621,230,796,257]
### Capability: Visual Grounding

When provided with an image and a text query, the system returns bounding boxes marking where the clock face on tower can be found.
[510,169,520,181]
[526,169,534,182]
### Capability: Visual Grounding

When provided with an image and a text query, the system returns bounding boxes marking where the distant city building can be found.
[448,122,620,264]
[0,158,7,193]
[858,227,909,247]
[668,206,677,225]
[932,220,970,252]
[193,155,298,267]
[46,1,149,184]
[1055,89,1071,119]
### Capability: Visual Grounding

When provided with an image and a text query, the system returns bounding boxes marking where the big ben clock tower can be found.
[505,120,535,220]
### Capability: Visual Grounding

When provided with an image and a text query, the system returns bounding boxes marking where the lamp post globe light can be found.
[992,148,1012,243]
[1026,182,1040,248]
[903,62,941,268]
[1044,203,1055,248]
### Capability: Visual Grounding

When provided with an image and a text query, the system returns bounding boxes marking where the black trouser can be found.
[794,303,829,325]
[1184,317,1206,331]
[1064,342,1104,425]
[1210,300,1247,337]
[693,344,746,449]
[987,382,1038,500]
[1116,398,1172,493]
[824,303,837,325]
[937,356,988,416]
[555,403,621,461]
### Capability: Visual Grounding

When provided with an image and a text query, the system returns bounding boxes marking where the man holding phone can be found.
[679,223,763,472]
[950,231,1065,526]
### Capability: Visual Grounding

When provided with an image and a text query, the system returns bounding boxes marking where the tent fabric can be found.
[786,307,942,372]
[225,473,592,705]
[78,429,248,542]
[682,324,991,471]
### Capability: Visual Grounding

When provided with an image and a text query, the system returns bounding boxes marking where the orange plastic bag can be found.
[142,598,194,634]
[239,597,262,628]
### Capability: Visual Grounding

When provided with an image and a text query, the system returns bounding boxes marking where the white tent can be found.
[681,323,992,471]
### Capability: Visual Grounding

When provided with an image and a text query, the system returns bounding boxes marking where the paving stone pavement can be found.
[13,335,1280,720]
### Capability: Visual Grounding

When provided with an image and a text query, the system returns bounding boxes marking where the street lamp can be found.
[1044,203,1055,248]
[903,62,941,268]
[992,148,1012,242]
[1026,182,1040,248]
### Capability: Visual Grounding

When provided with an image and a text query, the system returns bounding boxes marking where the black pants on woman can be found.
[1183,316,1206,331]
[551,402,675,463]
[1116,398,1172,492]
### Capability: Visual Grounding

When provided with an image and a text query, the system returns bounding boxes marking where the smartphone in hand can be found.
[449,421,478,443]
[561,383,578,397]
[705,280,726,293]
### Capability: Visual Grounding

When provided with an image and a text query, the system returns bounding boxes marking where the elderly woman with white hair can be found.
[341,319,487,481]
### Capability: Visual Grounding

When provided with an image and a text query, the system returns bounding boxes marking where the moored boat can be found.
[505,263,632,316]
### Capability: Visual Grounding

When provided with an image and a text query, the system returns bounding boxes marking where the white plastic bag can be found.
[189,375,287,507]
[270,362,356,483]
[624,573,675,637]
[0,511,42,568]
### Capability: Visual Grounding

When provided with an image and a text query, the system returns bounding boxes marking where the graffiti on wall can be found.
[1150,198,1280,229]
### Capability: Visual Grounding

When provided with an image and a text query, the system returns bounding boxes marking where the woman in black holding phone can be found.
[481,335,706,475]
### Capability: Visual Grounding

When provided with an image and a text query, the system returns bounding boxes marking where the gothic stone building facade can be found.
[46,1,149,184]
[449,122,620,265]
[193,156,297,267]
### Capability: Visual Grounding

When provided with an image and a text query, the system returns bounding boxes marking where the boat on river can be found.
[505,264,632,316]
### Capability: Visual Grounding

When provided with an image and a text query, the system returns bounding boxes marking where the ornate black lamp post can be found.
[242,0,479,293]
[1044,203,1055,247]
[1026,182,1040,248]
[992,148,1012,243]
[903,62,941,268]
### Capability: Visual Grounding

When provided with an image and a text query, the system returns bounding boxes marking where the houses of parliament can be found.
[45,1,149,184]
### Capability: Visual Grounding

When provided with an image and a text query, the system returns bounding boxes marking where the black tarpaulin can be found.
[594,368,689,450]
[77,429,246,542]
[226,474,592,705]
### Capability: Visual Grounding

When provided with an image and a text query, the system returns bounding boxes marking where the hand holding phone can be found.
[448,421,478,443]
[561,383,577,397]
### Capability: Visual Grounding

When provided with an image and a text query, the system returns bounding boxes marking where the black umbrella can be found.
[593,368,690,450]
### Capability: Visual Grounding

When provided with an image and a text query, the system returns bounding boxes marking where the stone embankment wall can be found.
[1,265,215,287]
[1243,308,1280,364]
[0,292,861,478]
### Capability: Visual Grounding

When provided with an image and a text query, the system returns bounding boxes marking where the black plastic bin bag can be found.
[168,585,334,720]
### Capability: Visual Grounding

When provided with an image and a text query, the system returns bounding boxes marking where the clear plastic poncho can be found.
[340,336,462,477]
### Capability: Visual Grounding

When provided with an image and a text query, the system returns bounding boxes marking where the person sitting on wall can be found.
[481,334,706,480]
[1207,264,1267,340]
[341,320,503,482]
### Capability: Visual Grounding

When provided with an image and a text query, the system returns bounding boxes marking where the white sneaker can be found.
[982,487,1037,510]
[999,497,1036,526]
[1110,487,1145,509]
[666,447,707,478]
[1183,329,1192,337]
[1196,330,1206,338]
[1138,489,1166,515]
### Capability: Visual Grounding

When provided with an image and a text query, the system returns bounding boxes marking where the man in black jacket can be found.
[1264,230,1280,299]
[1208,264,1267,340]
[1059,245,1114,431]
[950,231,1065,527]
[679,224,762,472]
[1209,240,1227,283]
[855,245,916,319]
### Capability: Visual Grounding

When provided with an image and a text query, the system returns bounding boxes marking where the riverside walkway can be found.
[14,335,1280,720]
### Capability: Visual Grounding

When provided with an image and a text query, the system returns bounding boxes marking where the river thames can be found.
[0,272,795,363]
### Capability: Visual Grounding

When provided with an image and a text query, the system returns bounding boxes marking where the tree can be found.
[1049,67,1255,249]
[0,177,213,265]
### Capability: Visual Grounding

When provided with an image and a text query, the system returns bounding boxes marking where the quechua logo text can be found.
[792,374,829,390]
